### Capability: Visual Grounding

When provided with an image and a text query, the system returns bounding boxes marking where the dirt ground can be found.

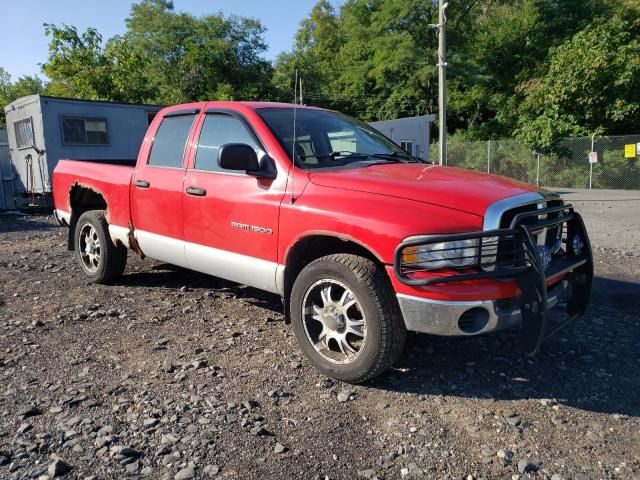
[0,189,639,480]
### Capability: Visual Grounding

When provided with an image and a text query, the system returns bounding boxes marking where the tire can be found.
[74,210,127,284]
[290,254,406,383]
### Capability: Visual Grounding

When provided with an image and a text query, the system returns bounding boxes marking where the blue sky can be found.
[0,0,334,80]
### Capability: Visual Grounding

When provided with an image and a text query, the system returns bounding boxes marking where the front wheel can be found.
[290,254,406,383]
[74,210,127,284]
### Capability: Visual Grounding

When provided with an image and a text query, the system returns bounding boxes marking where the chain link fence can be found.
[430,134,640,189]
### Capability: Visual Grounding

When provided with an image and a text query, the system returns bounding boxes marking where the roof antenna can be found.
[290,69,299,204]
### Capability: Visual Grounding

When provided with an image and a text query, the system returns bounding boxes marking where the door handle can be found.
[185,186,207,197]
[135,179,150,188]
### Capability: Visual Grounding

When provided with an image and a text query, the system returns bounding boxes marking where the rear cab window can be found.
[148,115,196,168]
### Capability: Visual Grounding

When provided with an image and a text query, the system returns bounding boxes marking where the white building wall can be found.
[369,115,435,162]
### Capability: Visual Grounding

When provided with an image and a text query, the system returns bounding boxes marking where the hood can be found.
[308,164,540,217]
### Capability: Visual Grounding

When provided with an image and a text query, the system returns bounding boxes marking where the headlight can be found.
[401,238,479,271]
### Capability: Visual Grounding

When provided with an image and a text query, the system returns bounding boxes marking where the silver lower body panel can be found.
[397,282,566,336]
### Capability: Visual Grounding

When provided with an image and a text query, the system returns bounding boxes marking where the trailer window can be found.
[14,117,35,149]
[400,140,414,155]
[61,117,109,145]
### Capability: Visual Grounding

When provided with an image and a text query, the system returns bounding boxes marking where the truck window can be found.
[148,115,196,168]
[194,114,257,172]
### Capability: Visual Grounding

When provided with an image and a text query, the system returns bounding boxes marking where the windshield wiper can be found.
[369,152,422,163]
[298,151,369,161]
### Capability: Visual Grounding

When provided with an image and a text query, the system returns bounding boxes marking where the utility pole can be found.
[299,78,303,105]
[431,1,448,166]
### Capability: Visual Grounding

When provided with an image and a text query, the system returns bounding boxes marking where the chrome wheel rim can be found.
[79,223,101,273]
[302,279,367,364]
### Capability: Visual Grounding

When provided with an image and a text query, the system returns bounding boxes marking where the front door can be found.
[182,111,284,293]
[131,109,199,267]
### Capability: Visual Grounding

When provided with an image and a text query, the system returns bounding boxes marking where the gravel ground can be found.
[0,190,639,480]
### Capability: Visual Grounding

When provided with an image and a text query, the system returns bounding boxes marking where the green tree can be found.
[274,0,440,121]
[516,7,640,149]
[42,24,155,102]
[278,0,623,139]
[125,0,274,103]
[41,1,273,105]
[0,67,46,127]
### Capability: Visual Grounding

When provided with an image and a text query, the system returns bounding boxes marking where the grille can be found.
[483,199,564,272]
[394,203,583,286]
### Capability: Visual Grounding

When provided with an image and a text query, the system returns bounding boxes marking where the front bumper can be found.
[393,204,593,354]
[397,281,566,336]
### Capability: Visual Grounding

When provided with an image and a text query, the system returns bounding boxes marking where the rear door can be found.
[182,110,283,293]
[131,108,199,267]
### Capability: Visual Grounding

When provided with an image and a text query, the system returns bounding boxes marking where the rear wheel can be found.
[74,210,127,283]
[290,254,406,383]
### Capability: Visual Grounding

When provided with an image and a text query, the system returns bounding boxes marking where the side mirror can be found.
[218,143,259,172]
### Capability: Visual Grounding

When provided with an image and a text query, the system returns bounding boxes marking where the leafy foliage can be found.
[4,0,275,113]
[124,0,274,103]
[0,67,46,127]
[42,24,154,103]
[1,0,638,147]
[274,0,639,148]
[516,7,640,148]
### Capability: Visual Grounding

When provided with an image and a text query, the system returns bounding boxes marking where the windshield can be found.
[256,107,424,169]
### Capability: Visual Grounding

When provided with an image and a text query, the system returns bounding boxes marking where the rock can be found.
[163,357,174,373]
[551,474,568,480]
[175,466,196,480]
[321,378,335,389]
[115,446,141,458]
[97,425,113,436]
[144,418,159,428]
[497,448,513,466]
[18,405,41,419]
[274,442,287,454]
[48,459,71,477]
[337,389,354,402]
[406,463,423,477]
[16,422,32,434]
[162,454,181,465]
[204,464,220,476]
[517,457,541,474]
[242,399,259,410]
[125,460,140,473]
[161,433,179,444]
[506,416,521,426]
[358,468,377,478]
[141,466,154,476]
[250,425,268,436]
[95,436,115,448]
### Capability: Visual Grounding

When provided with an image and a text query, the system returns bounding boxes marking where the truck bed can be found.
[63,158,137,167]
[52,159,134,228]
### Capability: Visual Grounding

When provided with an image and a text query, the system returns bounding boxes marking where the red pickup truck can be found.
[53,102,593,382]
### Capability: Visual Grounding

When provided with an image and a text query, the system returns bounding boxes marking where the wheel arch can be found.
[281,233,386,323]
[67,184,108,251]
